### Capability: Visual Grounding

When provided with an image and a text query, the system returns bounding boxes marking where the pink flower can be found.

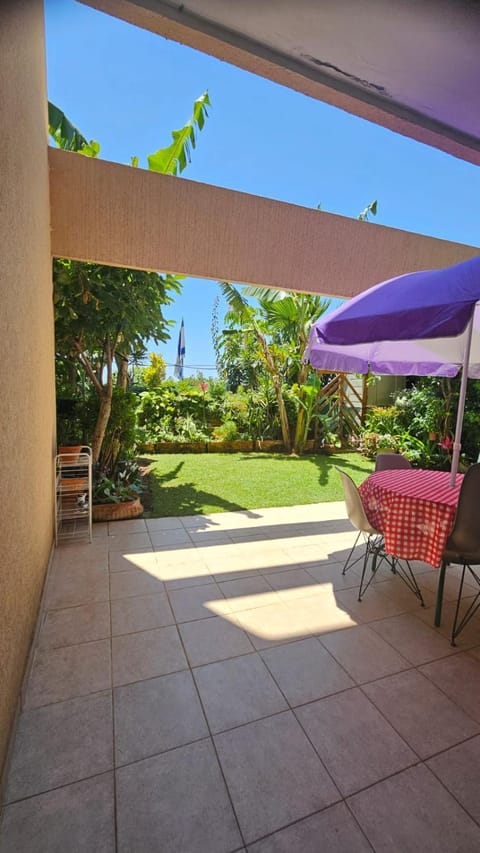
[438,435,454,451]
[200,382,209,393]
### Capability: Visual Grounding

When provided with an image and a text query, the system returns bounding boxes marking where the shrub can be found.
[212,420,239,441]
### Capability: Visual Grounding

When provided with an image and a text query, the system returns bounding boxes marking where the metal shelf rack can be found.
[55,447,92,544]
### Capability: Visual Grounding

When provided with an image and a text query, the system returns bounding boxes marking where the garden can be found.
[51,104,480,518]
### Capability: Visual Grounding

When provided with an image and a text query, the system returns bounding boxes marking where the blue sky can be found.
[45,0,480,377]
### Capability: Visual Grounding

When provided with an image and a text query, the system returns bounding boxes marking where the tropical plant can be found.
[54,260,181,463]
[48,92,210,176]
[50,94,210,463]
[93,460,143,504]
[143,353,167,389]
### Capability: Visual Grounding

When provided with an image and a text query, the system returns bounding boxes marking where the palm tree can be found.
[220,282,293,451]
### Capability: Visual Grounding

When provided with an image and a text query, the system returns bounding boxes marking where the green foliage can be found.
[212,420,239,441]
[359,376,480,469]
[147,92,210,175]
[48,102,100,156]
[93,460,142,504]
[143,353,167,389]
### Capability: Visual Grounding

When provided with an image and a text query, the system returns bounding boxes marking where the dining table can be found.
[359,468,463,626]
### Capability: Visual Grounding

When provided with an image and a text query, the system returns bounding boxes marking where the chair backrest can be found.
[336,468,379,535]
[375,453,412,472]
[446,464,480,557]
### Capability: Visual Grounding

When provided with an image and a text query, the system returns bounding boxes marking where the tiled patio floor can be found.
[2,502,480,851]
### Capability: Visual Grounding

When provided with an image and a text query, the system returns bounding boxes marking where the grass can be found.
[142,451,374,517]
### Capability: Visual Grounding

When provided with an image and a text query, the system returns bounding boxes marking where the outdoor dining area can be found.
[2,474,480,852]
[4,262,480,851]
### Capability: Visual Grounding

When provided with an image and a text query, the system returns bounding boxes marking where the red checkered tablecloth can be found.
[359,469,463,568]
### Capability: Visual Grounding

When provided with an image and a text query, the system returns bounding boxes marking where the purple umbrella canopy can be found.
[304,255,480,483]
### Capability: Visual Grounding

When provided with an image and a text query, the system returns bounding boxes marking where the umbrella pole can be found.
[450,314,474,487]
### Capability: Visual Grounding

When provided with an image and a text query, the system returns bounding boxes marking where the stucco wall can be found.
[0,0,55,775]
[49,149,479,298]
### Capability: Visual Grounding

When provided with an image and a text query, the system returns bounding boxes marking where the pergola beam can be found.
[49,148,478,297]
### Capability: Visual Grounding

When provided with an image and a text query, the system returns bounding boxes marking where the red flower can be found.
[200,382,209,393]
[438,435,454,451]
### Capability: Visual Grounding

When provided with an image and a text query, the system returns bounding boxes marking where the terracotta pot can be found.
[92,497,143,522]
[58,445,84,461]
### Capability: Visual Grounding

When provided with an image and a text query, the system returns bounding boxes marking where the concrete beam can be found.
[49,147,478,297]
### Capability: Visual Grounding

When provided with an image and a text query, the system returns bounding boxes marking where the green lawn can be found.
[142,451,374,517]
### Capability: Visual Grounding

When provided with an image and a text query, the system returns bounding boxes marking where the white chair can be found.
[337,467,424,605]
[336,468,386,599]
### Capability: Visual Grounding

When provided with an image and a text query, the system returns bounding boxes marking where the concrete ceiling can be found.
[88,0,480,166]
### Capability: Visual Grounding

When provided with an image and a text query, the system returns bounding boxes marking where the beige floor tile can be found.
[363,669,479,758]
[114,671,208,765]
[265,568,322,602]
[116,739,242,853]
[374,576,435,611]
[109,568,165,600]
[419,653,480,723]
[159,561,213,590]
[108,550,154,573]
[107,532,152,552]
[108,518,146,535]
[4,692,113,803]
[111,592,174,635]
[193,653,288,733]
[335,585,415,623]
[261,637,354,705]
[416,598,480,648]
[304,560,362,591]
[0,773,115,853]
[219,574,274,599]
[179,615,254,667]
[45,567,109,609]
[149,529,194,547]
[418,568,477,601]
[235,601,311,650]
[145,517,184,531]
[52,541,108,570]
[427,735,480,824]
[168,583,228,622]
[25,640,111,709]
[348,763,480,853]
[319,625,410,684]
[370,612,458,665]
[285,591,357,637]
[211,568,262,583]
[214,711,339,844]
[38,601,111,649]
[92,521,109,538]
[248,802,372,853]
[296,687,416,796]
[112,625,187,686]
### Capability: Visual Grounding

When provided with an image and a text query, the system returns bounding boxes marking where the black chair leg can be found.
[342,531,362,575]
[435,560,447,627]
[451,564,480,645]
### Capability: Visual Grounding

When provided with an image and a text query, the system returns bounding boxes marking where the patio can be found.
[2,502,480,852]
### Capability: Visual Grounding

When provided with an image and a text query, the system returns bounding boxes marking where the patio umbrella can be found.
[304,255,480,485]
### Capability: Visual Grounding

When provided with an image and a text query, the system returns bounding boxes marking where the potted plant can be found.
[92,460,144,521]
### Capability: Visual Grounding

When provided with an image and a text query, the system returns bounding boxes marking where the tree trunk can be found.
[116,353,129,390]
[91,390,112,465]
[257,334,291,451]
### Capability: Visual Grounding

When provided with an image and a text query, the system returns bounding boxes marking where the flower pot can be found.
[92,497,143,522]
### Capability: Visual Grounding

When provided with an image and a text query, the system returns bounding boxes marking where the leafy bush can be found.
[93,460,143,504]
[212,420,239,441]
